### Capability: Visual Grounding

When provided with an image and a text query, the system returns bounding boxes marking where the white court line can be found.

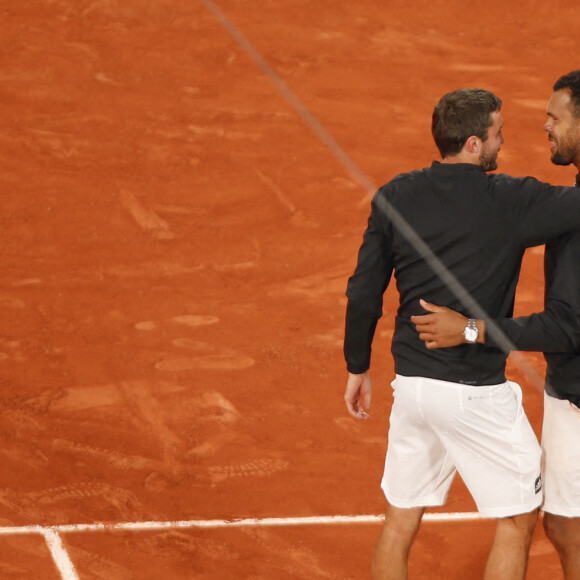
[0,514,487,579]
[0,512,485,537]
[41,528,80,580]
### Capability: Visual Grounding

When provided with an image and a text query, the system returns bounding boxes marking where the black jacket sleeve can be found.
[506,177,580,247]
[344,196,394,373]
[487,232,580,353]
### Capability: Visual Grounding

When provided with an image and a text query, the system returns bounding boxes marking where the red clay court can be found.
[1,0,579,577]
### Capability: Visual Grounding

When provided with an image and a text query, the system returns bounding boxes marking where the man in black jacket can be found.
[344,87,580,579]
[411,70,580,580]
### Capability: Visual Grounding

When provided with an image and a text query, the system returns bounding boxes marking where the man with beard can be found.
[344,87,580,580]
[411,70,580,579]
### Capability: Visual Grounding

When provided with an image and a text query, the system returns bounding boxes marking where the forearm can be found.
[486,307,580,353]
[344,199,393,372]
[344,299,381,373]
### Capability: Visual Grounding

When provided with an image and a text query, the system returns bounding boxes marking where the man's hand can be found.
[344,372,372,420]
[411,299,481,348]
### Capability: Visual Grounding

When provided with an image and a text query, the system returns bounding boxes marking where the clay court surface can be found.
[2,0,580,578]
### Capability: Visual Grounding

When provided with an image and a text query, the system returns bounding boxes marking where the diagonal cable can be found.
[200,0,545,391]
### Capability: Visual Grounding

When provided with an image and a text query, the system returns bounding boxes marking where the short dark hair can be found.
[432,89,502,158]
[553,70,580,118]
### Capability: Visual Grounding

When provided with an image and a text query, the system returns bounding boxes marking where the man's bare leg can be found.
[483,510,538,580]
[371,504,424,580]
[544,512,580,579]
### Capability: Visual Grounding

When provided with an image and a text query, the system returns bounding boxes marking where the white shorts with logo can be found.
[381,375,543,518]
[542,392,580,517]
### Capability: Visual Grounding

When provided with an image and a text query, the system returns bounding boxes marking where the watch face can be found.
[464,327,478,342]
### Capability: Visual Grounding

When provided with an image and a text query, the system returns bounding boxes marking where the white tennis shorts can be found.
[381,375,543,518]
[542,392,580,516]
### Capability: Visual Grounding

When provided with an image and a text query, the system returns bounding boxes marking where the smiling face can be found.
[544,89,580,167]
[479,111,504,171]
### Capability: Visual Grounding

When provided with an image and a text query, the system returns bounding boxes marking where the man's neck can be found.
[440,153,479,165]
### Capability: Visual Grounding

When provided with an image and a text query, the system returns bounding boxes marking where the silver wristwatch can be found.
[463,318,479,343]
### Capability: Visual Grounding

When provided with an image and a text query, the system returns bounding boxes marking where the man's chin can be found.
[481,161,498,172]
[551,153,573,166]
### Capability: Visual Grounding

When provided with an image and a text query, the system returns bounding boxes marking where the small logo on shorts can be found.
[535,475,542,495]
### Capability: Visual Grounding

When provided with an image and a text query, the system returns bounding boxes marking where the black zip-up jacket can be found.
[488,175,580,404]
[345,161,580,386]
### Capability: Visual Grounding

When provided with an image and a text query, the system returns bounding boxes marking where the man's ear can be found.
[464,135,481,154]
